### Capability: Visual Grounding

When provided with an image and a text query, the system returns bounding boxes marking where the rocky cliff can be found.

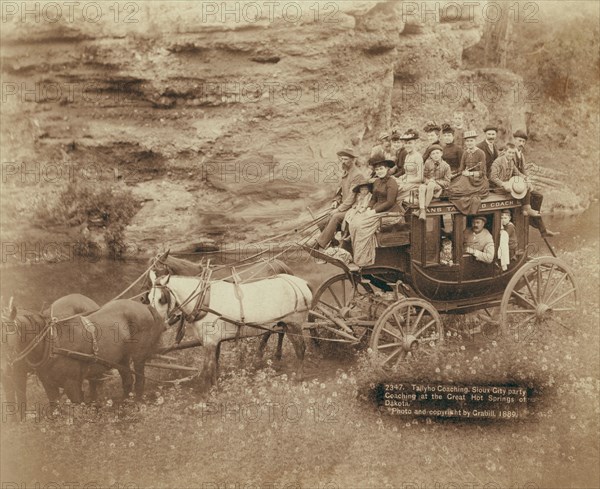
[1,1,586,255]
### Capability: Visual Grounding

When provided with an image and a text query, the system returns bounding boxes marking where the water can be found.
[1,203,597,311]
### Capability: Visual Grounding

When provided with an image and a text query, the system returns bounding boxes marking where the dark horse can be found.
[2,296,166,420]
[145,252,297,361]
[1,294,98,418]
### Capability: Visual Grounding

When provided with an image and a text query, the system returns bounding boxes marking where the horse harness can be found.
[155,273,310,344]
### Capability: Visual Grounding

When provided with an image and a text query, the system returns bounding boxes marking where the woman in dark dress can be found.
[447,130,489,215]
[349,159,398,267]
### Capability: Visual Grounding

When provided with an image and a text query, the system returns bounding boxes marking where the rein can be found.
[4,255,161,367]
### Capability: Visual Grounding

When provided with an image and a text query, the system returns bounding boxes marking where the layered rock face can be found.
[1,1,571,253]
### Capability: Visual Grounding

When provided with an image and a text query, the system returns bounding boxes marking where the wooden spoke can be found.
[501,258,579,334]
[412,307,426,333]
[413,318,437,339]
[511,289,537,309]
[392,312,406,336]
[544,271,568,306]
[383,348,404,366]
[381,326,404,342]
[536,265,543,303]
[370,298,442,370]
[546,287,578,309]
[541,263,554,301]
[316,300,340,313]
[522,273,538,306]
[506,308,536,314]
[377,342,404,349]
[328,286,343,309]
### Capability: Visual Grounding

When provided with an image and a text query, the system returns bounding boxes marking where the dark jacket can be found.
[368,175,399,213]
[442,143,463,173]
[477,140,499,177]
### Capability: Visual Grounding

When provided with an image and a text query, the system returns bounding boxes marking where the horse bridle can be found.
[147,278,181,326]
[1,310,54,368]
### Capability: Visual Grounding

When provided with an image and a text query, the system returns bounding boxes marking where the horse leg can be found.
[88,378,101,403]
[132,358,146,399]
[275,331,284,361]
[63,377,84,404]
[199,343,219,391]
[119,365,134,399]
[281,321,305,379]
[40,380,61,412]
[256,332,271,360]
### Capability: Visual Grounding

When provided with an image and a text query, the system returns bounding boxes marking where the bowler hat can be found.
[400,130,419,141]
[513,130,528,140]
[369,159,396,168]
[507,176,528,199]
[483,124,498,133]
[337,148,358,158]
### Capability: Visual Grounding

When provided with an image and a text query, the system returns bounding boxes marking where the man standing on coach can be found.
[313,148,364,250]
[477,124,499,177]
[513,130,559,237]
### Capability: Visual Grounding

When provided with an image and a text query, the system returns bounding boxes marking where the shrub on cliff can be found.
[35,180,139,257]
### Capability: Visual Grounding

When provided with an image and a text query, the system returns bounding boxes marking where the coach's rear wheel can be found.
[500,257,579,339]
[370,298,443,369]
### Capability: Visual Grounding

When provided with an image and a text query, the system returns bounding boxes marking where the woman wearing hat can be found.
[447,130,489,215]
[395,130,425,203]
[342,178,373,234]
[348,159,398,267]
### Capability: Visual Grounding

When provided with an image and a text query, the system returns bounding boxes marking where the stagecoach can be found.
[304,193,579,367]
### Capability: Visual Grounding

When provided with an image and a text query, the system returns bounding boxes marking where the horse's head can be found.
[146,270,177,322]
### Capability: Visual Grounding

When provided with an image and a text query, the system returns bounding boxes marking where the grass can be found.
[1,246,598,489]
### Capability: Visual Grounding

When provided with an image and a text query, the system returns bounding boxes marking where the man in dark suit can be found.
[513,129,559,237]
[477,124,499,177]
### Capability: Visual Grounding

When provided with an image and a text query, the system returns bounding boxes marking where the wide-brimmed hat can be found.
[352,178,373,193]
[336,148,358,158]
[463,130,478,139]
[441,123,454,134]
[423,121,441,133]
[507,176,528,199]
[369,159,396,168]
[400,129,419,141]
[483,124,498,133]
[513,129,528,140]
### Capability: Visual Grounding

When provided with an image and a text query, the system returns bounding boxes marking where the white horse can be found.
[147,271,312,389]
